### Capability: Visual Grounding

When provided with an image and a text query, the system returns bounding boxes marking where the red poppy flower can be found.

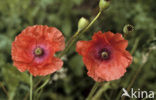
[76,31,132,82]
[11,25,65,76]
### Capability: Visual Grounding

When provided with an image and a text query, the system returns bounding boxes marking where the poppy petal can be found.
[76,41,92,56]
[13,61,28,72]
[29,57,63,76]
[45,27,65,52]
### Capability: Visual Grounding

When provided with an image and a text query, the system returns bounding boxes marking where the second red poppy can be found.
[76,31,132,82]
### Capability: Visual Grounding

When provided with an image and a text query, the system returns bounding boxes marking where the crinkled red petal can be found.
[29,57,63,76]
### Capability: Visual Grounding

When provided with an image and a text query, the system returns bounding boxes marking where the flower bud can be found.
[99,0,110,11]
[78,17,89,31]
[123,24,134,34]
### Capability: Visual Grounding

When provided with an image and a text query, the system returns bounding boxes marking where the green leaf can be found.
[0,35,11,52]
[2,64,29,99]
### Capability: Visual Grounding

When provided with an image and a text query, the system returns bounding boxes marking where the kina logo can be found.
[121,88,155,99]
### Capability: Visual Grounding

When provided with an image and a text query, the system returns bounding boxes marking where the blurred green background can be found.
[0,0,155,100]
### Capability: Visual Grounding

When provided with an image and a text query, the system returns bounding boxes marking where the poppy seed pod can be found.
[123,24,134,34]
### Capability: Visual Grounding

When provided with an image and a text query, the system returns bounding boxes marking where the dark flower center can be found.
[99,48,110,60]
[34,47,44,56]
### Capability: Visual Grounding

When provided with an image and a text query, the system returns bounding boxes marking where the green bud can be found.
[99,0,110,11]
[123,24,134,34]
[78,17,89,31]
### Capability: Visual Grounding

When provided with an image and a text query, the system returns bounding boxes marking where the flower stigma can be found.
[34,47,43,56]
[101,51,109,60]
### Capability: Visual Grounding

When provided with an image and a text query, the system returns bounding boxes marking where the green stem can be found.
[121,64,144,100]
[59,11,102,58]
[86,82,100,100]
[130,38,140,55]
[30,74,33,100]
[80,11,102,37]
[35,77,50,94]
[0,82,8,97]
[92,82,110,100]
[58,30,80,58]
[34,75,50,96]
